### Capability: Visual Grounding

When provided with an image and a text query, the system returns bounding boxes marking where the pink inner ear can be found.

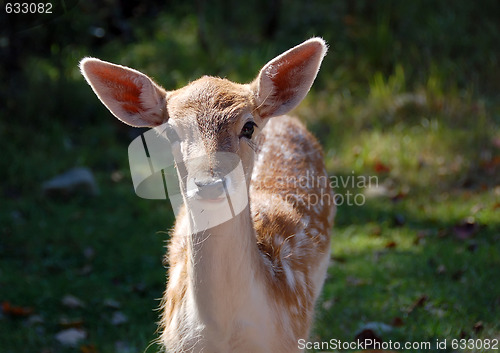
[271,43,318,93]
[121,103,141,114]
[91,65,143,114]
[257,42,322,119]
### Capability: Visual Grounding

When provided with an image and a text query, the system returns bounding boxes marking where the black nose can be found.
[194,177,225,200]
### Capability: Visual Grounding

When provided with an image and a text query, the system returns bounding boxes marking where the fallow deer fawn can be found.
[81,37,335,353]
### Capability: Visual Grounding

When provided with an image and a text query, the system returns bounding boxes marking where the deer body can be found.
[81,38,335,353]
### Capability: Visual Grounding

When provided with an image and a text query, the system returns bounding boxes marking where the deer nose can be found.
[194,177,225,200]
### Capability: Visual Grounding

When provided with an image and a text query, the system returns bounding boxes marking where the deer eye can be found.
[240,121,257,139]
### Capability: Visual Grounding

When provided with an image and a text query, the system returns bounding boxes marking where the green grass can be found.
[1,120,174,352]
[1,1,499,352]
[315,193,500,351]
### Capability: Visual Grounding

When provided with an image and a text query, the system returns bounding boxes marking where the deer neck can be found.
[186,204,261,332]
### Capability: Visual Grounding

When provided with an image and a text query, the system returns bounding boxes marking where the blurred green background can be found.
[1,0,499,352]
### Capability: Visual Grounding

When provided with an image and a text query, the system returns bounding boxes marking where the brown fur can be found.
[80,38,334,353]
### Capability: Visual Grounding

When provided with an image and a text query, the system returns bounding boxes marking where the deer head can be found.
[80,38,327,226]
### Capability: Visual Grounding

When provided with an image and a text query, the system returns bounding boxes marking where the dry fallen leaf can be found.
[391,317,404,327]
[390,191,407,203]
[59,317,85,329]
[407,294,428,314]
[354,329,382,349]
[480,155,500,171]
[373,161,391,173]
[2,301,34,317]
[473,321,484,334]
[80,344,98,353]
[385,241,397,249]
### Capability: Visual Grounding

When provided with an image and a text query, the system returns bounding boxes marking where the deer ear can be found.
[252,37,327,119]
[80,58,168,127]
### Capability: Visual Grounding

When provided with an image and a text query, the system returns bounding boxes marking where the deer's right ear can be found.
[80,58,168,127]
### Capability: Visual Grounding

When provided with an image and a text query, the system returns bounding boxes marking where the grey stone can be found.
[42,167,98,198]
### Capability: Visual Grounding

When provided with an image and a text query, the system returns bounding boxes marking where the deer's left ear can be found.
[252,37,327,119]
[80,58,168,127]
